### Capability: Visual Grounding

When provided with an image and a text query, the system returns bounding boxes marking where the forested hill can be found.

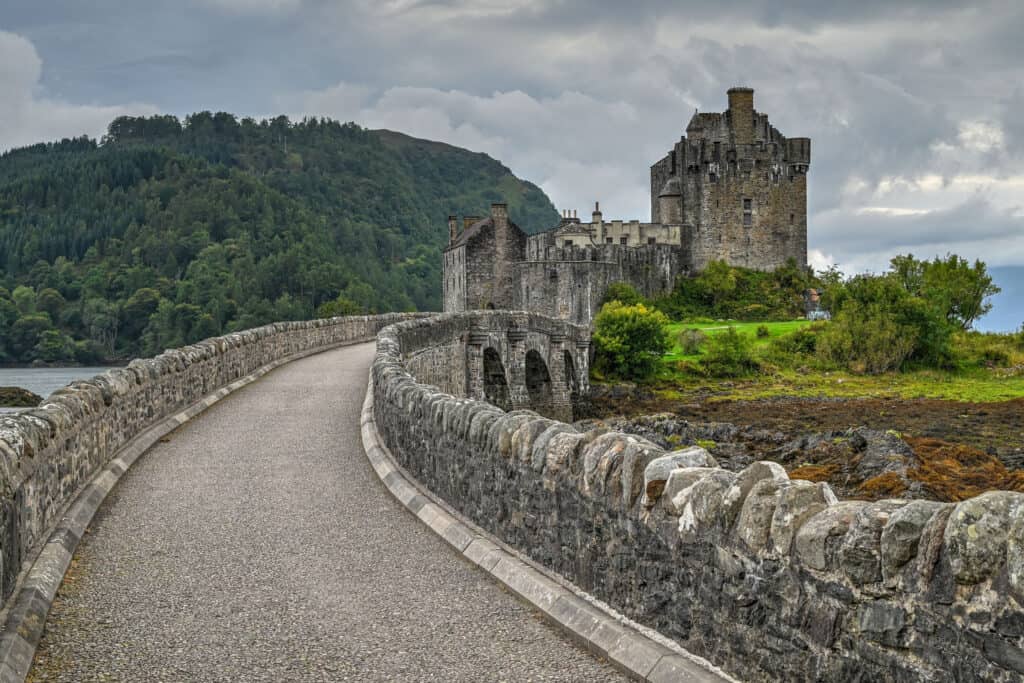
[0,113,560,364]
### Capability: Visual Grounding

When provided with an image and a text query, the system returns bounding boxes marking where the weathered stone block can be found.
[945,491,1024,585]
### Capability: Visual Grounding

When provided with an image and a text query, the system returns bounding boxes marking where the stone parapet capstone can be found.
[372,311,1024,683]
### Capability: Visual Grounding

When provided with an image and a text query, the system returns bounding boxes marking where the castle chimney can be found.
[448,215,458,243]
[592,201,602,223]
[727,87,755,146]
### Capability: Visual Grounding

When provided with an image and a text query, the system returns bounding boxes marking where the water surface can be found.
[0,367,118,413]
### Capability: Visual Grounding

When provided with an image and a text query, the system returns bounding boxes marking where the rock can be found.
[736,477,788,553]
[0,386,43,408]
[944,491,1024,585]
[675,469,737,544]
[880,500,949,581]
[770,480,837,555]
[840,500,906,585]
[640,446,717,506]
[795,502,866,571]
[664,467,719,515]
[721,461,789,530]
[858,602,907,647]
[1008,505,1024,599]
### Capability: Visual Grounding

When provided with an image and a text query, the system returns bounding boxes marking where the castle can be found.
[443,87,810,325]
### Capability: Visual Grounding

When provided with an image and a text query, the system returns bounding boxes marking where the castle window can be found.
[709,173,717,183]
[648,237,657,245]
[743,198,753,227]
[619,236,628,245]
[605,237,613,244]
[564,239,573,247]
[790,213,795,225]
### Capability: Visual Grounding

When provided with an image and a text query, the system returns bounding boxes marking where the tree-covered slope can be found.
[0,113,559,364]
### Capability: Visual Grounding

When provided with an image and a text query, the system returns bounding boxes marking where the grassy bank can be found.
[652,320,1024,403]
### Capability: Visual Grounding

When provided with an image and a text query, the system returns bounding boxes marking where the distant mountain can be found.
[0,114,559,363]
[979,266,1024,333]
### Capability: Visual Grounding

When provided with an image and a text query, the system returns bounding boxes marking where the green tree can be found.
[592,301,671,379]
[10,314,53,360]
[316,295,362,318]
[11,285,36,315]
[33,329,75,363]
[921,254,1000,330]
[36,288,66,320]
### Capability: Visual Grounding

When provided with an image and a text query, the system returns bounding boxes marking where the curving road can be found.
[29,343,626,682]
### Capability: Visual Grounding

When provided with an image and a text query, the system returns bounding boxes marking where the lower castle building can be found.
[442,87,810,325]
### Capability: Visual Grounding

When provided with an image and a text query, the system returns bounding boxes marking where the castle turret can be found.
[448,215,458,244]
[727,87,755,146]
[657,177,683,224]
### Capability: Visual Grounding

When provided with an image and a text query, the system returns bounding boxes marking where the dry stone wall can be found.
[0,313,427,606]
[373,312,1024,683]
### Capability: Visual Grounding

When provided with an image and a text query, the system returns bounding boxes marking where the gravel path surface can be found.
[29,343,626,682]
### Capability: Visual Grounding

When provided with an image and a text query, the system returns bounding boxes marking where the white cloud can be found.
[0,31,157,152]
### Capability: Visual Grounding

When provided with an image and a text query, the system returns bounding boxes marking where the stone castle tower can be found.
[443,88,810,325]
[651,87,810,271]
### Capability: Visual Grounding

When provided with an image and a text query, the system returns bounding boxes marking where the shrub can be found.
[592,301,671,379]
[771,324,823,356]
[823,273,954,371]
[816,301,917,374]
[756,324,771,339]
[602,282,644,307]
[702,326,760,377]
[678,328,707,355]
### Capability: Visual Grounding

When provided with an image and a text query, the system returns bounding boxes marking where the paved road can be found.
[29,343,626,682]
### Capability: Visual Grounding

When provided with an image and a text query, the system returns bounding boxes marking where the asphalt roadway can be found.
[28,342,626,682]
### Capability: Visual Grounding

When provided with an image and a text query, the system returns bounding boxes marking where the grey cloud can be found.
[3,0,1024,270]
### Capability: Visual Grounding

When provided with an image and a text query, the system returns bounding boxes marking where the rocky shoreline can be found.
[0,386,43,408]
[577,412,1024,502]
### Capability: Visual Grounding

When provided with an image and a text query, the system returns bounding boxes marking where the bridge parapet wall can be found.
[0,313,429,607]
[373,313,1024,682]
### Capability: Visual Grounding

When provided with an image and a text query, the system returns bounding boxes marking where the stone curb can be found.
[0,338,372,683]
[360,377,734,683]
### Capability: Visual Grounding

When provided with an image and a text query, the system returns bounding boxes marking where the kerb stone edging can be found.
[0,339,365,683]
[360,376,735,683]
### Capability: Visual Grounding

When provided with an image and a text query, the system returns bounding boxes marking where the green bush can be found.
[592,301,671,379]
[678,328,707,355]
[756,324,771,339]
[770,324,823,356]
[702,326,760,377]
[823,272,954,371]
[816,300,917,374]
[602,282,645,307]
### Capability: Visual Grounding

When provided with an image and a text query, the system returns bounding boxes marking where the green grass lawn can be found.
[664,319,813,362]
[653,319,1024,403]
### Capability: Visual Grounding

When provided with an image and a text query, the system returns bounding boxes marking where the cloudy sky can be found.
[3,0,1024,279]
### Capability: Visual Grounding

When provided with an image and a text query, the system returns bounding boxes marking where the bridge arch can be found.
[482,347,511,411]
[524,349,552,409]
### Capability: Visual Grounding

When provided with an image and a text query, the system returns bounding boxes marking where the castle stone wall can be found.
[0,313,429,606]
[513,244,684,325]
[373,313,1024,683]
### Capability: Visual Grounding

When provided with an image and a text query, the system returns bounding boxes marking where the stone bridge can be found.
[1,311,1022,683]
[396,311,590,422]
